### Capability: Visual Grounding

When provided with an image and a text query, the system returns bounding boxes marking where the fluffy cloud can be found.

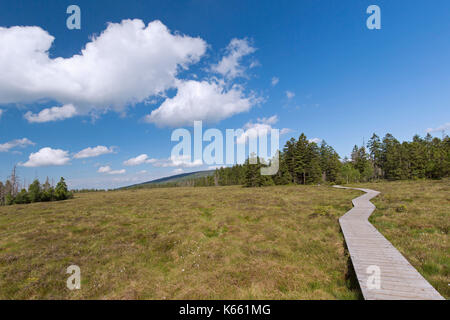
[97,166,111,173]
[146,80,256,127]
[21,147,70,167]
[237,122,273,144]
[271,77,279,86]
[286,91,295,99]
[151,155,203,168]
[211,38,256,79]
[308,137,322,144]
[97,165,126,175]
[280,128,294,135]
[167,156,203,168]
[24,104,77,123]
[0,138,35,152]
[109,169,126,175]
[74,146,115,159]
[0,20,206,118]
[237,116,290,144]
[257,115,278,125]
[426,122,450,133]
[0,109,3,118]
[123,154,157,166]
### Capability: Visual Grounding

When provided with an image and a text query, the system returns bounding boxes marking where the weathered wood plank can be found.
[334,185,444,300]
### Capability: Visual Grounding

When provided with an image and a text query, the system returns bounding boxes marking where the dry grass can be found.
[0,185,361,300]
[1,180,446,300]
[349,179,449,299]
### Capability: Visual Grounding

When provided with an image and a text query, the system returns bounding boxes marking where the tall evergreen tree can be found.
[273,157,292,185]
[28,179,42,203]
[55,177,70,200]
[367,133,383,179]
[283,137,297,183]
[294,134,309,184]
[305,142,322,184]
[319,141,342,183]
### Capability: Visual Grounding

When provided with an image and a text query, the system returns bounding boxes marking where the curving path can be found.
[334,185,444,300]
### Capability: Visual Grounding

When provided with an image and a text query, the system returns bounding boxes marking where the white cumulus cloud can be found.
[257,115,278,125]
[237,115,290,144]
[286,91,295,99]
[0,138,35,152]
[74,146,115,159]
[152,155,203,168]
[97,165,126,175]
[237,123,273,145]
[123,154,157,166]
[0,19,207,118]
[21,147,70,167]
[308,137,322,144]
[24,104,77,123]
[426,122,450,133]
[211,38,256,79]
[146,79,256,127]
[280,128,294,135]
[271,77,279,86]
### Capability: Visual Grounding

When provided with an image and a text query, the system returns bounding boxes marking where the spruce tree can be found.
[28,179,42,203]
[55,177,69,200]
[367,133,383,179]
[294,134,309,184]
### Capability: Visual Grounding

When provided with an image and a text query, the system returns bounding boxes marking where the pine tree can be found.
[319,141,342,183]
[381,134,402,180]
[28,179,42,203]
[294,134,309,184]
[55,177,69,200]
[273,157,292,185]
[14,188,30,204]
[367,133,383,179]
[305,142,322,184]
[244,157,258,187]
[283,138,297,183]
[408,135,426,179]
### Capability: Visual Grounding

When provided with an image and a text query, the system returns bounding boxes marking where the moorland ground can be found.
[350,179,449,298]
[0,180,448,299]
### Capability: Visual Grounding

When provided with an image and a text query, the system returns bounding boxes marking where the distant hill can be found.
[120,170,216,189]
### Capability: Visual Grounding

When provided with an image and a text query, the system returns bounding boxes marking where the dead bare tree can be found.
[0,181,4,205]
[9,165,19,197]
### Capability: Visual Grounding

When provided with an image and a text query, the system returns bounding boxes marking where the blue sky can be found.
[0,0,449,189]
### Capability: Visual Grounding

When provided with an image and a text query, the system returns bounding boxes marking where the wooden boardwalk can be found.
[334,186,444,300]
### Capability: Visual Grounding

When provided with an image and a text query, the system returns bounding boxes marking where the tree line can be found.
[183,132,449,188]
[0,167,73,206]
[6,132,445,199]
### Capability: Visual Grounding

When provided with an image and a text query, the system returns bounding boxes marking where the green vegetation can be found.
[0,132,447,299]
[126,132,448,189]
[123,170,216,189]
[351,179,449,299]
[0,176,72,206]
[0,180,447,299]
[0,185,363,299]
[244,132,449,186]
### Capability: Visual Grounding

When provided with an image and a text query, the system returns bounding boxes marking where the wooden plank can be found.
[334,185,444,300]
